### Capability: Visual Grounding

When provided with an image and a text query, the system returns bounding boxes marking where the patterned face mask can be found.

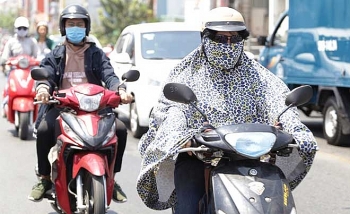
[203,36,244,70]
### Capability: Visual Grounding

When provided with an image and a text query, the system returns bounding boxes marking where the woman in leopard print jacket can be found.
[136,7,318,214]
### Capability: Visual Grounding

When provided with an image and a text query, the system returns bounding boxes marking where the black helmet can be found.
[59,4,90,36]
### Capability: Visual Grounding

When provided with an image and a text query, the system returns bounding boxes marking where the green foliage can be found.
[0,10,19,34]
[93,0,158,46]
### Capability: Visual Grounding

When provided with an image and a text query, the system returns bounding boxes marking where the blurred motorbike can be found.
[163,83,313,214]
[31,68,139,214]
[2,54,40,140]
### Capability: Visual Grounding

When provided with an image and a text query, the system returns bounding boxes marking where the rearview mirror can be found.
[276,85,313,122]
[122,69,140,82]
[163,83,208,121]
[31,68,50,80]
[163,83,197,104]
[285,85,313,107]
[295,53,315,64]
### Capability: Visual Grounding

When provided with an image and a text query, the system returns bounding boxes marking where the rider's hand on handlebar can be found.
[184,122,215,156]
[35,88,50,104]
[274,121,283,130]
[184,140,193,156]
[118,88,133,104]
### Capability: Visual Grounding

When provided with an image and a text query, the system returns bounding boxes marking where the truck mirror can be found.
[295,53,315,64]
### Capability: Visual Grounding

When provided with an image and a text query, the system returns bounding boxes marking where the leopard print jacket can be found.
[136,42,318,210]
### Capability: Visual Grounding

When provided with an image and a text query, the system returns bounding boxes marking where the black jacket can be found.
[37,42,122,92]
[35,42,124,128]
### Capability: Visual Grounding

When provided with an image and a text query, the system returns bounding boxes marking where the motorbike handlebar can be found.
[178,147,212,153]
[177,143,299,154]
[33,99,60,105]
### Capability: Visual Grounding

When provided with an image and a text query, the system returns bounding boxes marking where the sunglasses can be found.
[17,27,28,30]
[212,34,243,44]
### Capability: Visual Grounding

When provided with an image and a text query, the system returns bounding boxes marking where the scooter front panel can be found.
[210,160,296,214]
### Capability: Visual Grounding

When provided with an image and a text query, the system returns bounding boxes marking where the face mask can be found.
[203,37,244,70]
[16,29,28,38]
[65,27,86,44]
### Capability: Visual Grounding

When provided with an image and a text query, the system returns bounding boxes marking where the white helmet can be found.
[201,7,246,32]
[36,20,48,28]
[14,16,30,28]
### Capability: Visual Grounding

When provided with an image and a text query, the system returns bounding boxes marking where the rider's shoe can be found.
[28,178,52,202]
[113,181,127,203]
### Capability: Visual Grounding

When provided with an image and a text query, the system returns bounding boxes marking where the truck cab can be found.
[259,0,350,146]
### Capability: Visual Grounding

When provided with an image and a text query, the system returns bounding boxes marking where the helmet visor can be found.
[62,14,88,19]
[205,21,246,32]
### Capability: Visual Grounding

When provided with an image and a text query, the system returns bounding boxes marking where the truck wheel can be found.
[323,97,350,146]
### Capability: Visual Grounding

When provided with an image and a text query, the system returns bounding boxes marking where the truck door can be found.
[282,32,327,85]
[259,11,288,77]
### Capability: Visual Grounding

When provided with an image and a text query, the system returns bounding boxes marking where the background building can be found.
[1,0,288,45]
[151,0,288,40]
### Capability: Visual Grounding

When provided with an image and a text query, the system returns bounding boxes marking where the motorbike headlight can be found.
[18,57,29,69]
[75,92,103,112]
[225,132,276,159]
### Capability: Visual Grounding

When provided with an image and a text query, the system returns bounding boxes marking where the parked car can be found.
[109,22,201,138]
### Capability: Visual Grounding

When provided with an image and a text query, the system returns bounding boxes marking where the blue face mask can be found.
[65,27,86,44]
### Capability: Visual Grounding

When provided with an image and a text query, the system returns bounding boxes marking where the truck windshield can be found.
[318,36,350,63]
[141,31,200,59]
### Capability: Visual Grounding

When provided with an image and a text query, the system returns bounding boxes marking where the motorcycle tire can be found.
[18,112,30,140]
[83,173,105,214]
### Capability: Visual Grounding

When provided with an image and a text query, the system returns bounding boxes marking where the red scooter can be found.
[2,54,40,140]
[31,68,139,214]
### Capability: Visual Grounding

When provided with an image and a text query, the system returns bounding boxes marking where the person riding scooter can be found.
[1,16,38,117]
[136,7,318,213]
[2,54,40,139]
[1,16,37,72]
[28,4,133,203]
[35,21,53,60]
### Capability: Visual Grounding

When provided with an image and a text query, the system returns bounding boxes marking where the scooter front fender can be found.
[12,97,35,112]
[72,153,109,178]
[209,160,296,214]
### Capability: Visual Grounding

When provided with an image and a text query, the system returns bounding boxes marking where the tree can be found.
[0,10,19,34]
[94,0,158,46]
